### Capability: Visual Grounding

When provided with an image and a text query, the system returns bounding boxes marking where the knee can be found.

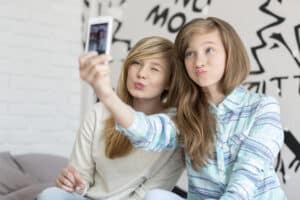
[145,189,166,200]
[37,187,66,200]
[145,189,183,200]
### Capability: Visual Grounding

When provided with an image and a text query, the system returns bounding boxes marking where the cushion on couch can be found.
[14,153,68,182]
[0,152,68,200]
[0,152,38,195]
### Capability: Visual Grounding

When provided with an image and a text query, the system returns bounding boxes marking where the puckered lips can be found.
[195,68,207,75]
[134,82,145,90]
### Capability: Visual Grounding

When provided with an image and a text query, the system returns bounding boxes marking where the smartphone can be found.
[85,16,113,55]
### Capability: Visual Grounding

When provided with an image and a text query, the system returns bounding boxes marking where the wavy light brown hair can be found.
[105,36,178,158]
[174,17,250,168]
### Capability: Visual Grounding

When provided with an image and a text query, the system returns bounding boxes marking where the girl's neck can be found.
[133,98,165,115]
[203,85,225,106]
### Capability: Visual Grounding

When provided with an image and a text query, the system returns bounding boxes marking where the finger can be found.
[61,168,75,184]
[67,165,78,175]
[61,185,75,193]
[80,57,101,82]
[79,52,98,68]
[80,65,94,82]
[80,54,111,82]
[82,64,99,84]
[58,174,74,188]
[68,166,85,188]
[75,185,85,194]
[85,54,111,68]
[91,64,111,86]
[56,177,74,192]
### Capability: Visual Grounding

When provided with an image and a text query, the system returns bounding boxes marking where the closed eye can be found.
[151,67,160,71]
[132,60,142,65]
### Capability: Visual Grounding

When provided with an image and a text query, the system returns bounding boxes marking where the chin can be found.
[129,90,145,98]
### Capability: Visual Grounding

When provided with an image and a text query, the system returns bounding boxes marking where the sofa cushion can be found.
[3,183,51,200]
[14,153,68,183]
[0,152,38,195]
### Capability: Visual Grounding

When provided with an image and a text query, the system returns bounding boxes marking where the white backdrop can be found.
[82,0,300,199]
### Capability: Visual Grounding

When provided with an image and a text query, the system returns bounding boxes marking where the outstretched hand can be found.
[79,52,113,100]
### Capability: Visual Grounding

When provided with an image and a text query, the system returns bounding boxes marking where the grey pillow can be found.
[3,183,51,200]
[0,152,38,195]
[14,153,68,183]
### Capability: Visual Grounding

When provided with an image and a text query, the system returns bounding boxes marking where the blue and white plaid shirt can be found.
[117,86,286,200]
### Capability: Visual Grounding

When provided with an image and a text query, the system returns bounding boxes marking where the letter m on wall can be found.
[146,5,169,27]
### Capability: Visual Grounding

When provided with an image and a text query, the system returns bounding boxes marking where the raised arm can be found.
[116,111,178,151]
[79,52,179,151]
[220,96,284,200]
[79,52,135,128]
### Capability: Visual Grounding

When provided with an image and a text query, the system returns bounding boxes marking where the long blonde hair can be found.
[105,36,178,158]
[174,17,250,168]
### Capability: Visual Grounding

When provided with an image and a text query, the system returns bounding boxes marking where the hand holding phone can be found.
[85,16,113,55]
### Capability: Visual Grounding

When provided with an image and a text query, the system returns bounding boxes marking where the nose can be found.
[137,66,148,79]
[195,53,206,68]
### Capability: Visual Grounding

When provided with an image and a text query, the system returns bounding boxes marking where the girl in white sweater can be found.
[37,36,184,200]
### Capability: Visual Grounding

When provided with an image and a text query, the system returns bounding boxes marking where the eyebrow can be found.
[187,41,217,49]
[202,41,217,45]
[150,62,162,67]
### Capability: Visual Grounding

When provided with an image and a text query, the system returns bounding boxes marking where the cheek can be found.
[127,68,137,80]
[217,60,226,75]
[184,59,194,71]
[184,59,189,67]
[153,76,168,89]
[184,64,194,77]
[126,71,133,86]
[217,53,226,68]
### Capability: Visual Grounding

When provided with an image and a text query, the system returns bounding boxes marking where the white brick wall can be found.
[0,0,83,157]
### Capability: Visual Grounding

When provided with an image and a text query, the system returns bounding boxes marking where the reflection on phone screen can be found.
[88,23,108,54]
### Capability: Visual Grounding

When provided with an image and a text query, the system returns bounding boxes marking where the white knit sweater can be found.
[69,103,184,200]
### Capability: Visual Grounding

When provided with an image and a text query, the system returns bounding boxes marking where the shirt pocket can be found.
[227,133,247,164]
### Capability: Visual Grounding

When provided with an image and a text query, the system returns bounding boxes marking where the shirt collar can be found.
[210,85,247,114]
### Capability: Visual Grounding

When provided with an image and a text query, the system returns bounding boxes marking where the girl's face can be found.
[184,30,226,93]
[126,57,170,101]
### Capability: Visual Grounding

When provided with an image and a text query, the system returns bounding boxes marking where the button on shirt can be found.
[116,86,286,200]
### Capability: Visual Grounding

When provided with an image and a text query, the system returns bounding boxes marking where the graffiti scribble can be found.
[251,0,300,74]
[251,0,285,74]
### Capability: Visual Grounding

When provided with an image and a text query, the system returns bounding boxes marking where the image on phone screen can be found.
[88,23,108,54]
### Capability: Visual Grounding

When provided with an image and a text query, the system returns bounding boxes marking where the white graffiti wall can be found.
[82,0,300,199]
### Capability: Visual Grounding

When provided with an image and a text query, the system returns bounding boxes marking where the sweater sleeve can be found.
[116,111,179,151]
[69,106,99,193]
[220,96,284,200]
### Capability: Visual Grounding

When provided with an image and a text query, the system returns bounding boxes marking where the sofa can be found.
[0,152,187,200]
[0,152,68,200]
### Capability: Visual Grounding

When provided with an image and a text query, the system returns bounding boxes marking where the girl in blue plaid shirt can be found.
[81,17,286,200]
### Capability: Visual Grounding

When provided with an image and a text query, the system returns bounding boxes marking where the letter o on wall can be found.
[168,12,186,33]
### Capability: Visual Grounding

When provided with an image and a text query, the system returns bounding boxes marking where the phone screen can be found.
[88,23,108,54]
